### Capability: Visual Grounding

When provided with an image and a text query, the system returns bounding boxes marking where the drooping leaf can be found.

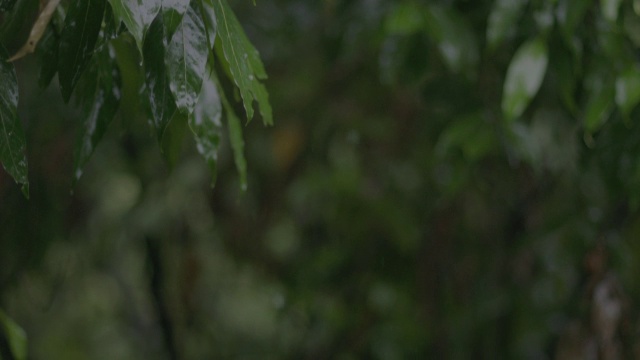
[0,45,28,197]
[0,0,39,53]
[162,7,184,38]
[36,24,58,89]
[209,0,272,125]
[7,0,61,62]
[108,0,160,50]
[423,5,478,76]
[58,0,106,102]
[160,110,188,167]
[584,63,615,133]
[556,0,592,46]
[213,73,247,189]
[190,68,223,185]
[615,68,640,118]
[385,2,424,35]
[165,4,208,115]
[73,44,122,182]
[0,309,26,360]
[502,37,548,122]
[143,13,176,141]
[486,0,526,50]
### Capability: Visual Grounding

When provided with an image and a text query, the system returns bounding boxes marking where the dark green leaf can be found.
[190,68,223,185]
[0,45,28,197]
[214,73,246,189]
[73,44,122,182]
[209,0,272,125]
[162,0,190,14]
[108,0,160,50]
[0,309,26,360]
[36,25,58,89]
[556,0,591,45]
[0,0,17,11]
[143,13,176,141]
[165,5,208,115]
[502,37,548,122]
[0,0,39,53]
[162,8,184,39]
[486,0,526,50]
[583,64,615,133]
[615,68,640,118]
[58,0,107,102]
[160,110,188,167]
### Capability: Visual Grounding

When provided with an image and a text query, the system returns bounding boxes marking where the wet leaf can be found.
[616,68,640,117]
[162,0,190,14]
[36,24,58,89]
[73,45,122,183]
[143,13,176,141]
[0,0,39,53]
[486,0,526,50]
[0,0,17,11]
[58,0,106,102]
[189,68,223,185]
[165,5,208,115]
[108,0,160,50]
[7,0,61,62]
[0,309,26,360]
[556,0,591,45]
[502,37,548,122]
[160,110,188,167]
[0,45,28,197]
[209,0,272,125]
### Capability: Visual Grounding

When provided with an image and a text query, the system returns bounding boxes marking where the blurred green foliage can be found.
[2,0,640,358]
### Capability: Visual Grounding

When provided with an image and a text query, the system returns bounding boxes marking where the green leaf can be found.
[160,110,188,167]
[165,4,208,115]
[423,5,478,76]
[556,0,591,45]
[36,25,59,89]
[189,68,223,185]
[584,64,615,133]
[209,0,272,125]
[385,2,424,35]
[214,73,247,189]
[0,309,26,360]
[108,0,161,50]
[615,68,640,118]
[0,0,17,11]
[58,0,107,102]
[0,45,28,197]
[0,0,39,53]
[601,0,622,22]
[73,44,122,182]
[143,13,176,142]
[162,0,190,14]
[486,0,526,50]
[436,113,496,161]
[502,37,548,122]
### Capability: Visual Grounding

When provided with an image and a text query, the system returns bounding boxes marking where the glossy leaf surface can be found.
[108,0,160,50]
[165,5,208,115]
[190,69,223,185]
[58,0,106,102]
[143,14,176,141]
[502,37,548,122]
[73,45,122,182]
[210,0,272,125]
[0,45,28,197]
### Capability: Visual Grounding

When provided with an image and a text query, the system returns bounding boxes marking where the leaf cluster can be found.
[0,0,272,196]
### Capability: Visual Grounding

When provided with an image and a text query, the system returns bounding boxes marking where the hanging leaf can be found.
[601,0,622,22]
[486,0,526,51]
[190,68,223,185]
[143,13,176,141]
[209,0,272,125]
[615,68,640,118]
[0,309,26,360]
[58,0,107,102]
[584,63,615,133]
[36,25,59,89]
[162,0,190,14]
[502,37,548,122]
[0,0,39,53]
[556,0,591,45]
[0,0,17,11]
[108,0,160,50]
[0,45,28,197]
[160,110,188,167]
[73,44,122,183]
[165,4,208,115]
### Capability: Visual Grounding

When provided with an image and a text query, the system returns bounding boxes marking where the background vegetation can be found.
[2,0,640,358]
